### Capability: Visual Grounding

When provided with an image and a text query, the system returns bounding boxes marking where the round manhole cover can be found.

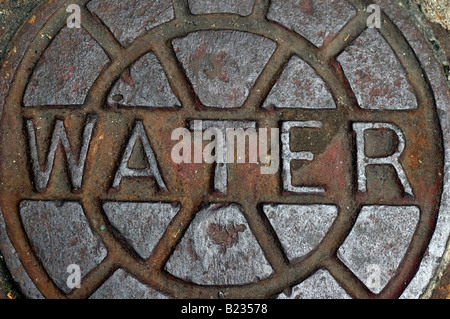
[0,0,449,299]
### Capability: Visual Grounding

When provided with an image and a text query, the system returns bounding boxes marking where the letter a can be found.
[66,4,81,29]
[367,4,381,29]
[112,121,168,192]
[171,128,192,164]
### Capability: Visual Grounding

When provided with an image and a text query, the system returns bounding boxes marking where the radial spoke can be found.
[153,40,201,112]
[80,6,124,60]
[252,0,271,18]
[320,10,368,60]
[66,256,118,299]
[146,199,204,271]
[240,201,290,274]
[80,196,143,265]
[323,256,374,299]
[171,0,191,19]
[242,45,294,112]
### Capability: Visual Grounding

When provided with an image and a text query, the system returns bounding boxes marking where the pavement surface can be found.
[0,0,449,299]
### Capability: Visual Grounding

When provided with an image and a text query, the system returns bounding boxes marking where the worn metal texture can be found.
[415,0,450,31]
[0,0,449,300]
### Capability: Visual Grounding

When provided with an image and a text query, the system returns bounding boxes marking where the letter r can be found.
[353,122,414,196]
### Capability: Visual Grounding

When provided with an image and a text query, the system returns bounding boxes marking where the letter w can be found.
[25,115,97,192]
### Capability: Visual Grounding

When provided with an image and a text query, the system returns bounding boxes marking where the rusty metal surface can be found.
[0,0,449,299]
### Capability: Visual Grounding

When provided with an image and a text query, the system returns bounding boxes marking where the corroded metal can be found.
[0,0,446,299]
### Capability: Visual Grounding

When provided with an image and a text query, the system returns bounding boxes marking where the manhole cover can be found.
[0,0,449,299]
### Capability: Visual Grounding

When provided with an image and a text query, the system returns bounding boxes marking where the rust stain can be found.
[0,0,444,300]
[207,222,247,254]
[28,15,36,24]
[293,133,349,202]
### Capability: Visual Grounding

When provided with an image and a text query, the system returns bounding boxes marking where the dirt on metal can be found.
[0,0,448,299]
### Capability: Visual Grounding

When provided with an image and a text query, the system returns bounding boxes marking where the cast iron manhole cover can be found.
[0,0,449,299]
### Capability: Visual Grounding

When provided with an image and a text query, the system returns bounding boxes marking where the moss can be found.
[0,255,22,299]
[414,0,450,30]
